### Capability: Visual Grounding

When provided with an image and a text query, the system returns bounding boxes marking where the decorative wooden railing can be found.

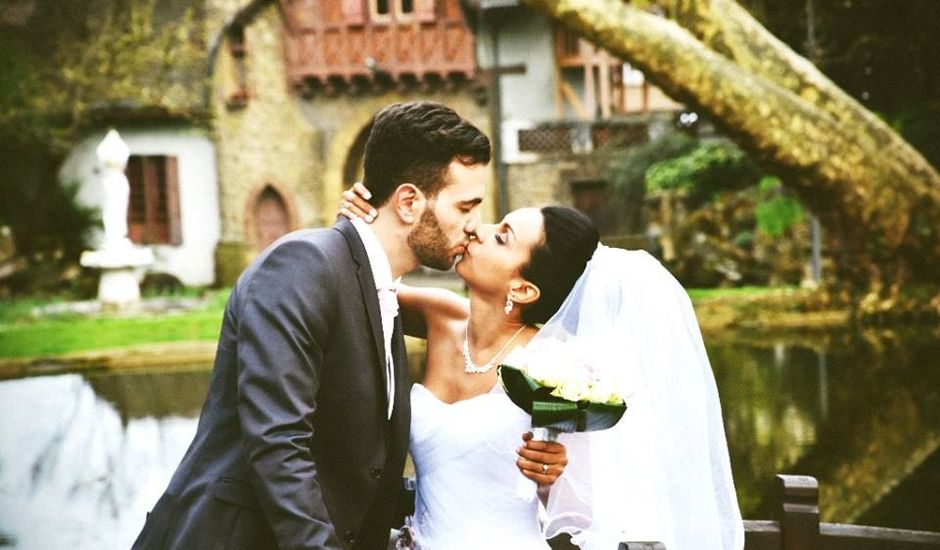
[516,119,649,155]
[279,0,477,94]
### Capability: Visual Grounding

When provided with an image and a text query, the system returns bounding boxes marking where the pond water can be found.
[0,328,938,549]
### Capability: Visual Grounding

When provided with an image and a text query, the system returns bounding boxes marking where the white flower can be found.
[551,379,591,402]
[520,338,587,389]
[583,377,619,405]
[515,337,629,405]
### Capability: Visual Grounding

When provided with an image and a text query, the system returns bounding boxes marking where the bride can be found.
[341,188,745,549]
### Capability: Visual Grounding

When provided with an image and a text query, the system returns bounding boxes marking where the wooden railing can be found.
[394,474,940,549]
[549,475,940,550]
[742,475,940,550]
[516,120,649,155]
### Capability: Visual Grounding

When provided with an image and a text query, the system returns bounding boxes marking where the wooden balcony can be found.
[279,0,477,95]
[554,25,680,117]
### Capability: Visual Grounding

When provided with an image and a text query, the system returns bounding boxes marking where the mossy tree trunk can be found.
[523,0,940,293]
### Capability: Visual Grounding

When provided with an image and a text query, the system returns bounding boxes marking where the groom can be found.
[132,102,490,549]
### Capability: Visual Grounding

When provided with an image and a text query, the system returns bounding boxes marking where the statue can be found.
[80,129,153,310]
[96,129,131,249]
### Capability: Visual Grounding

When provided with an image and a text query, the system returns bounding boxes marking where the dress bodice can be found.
[409,382,548,550]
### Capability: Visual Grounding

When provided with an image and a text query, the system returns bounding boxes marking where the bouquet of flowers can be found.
[499,337,629,501]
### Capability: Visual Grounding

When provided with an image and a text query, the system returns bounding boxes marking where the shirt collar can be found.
[350,218,398,290]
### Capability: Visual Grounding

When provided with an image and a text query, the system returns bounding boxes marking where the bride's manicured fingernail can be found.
[370,209,378,217]
[365,215,374,223]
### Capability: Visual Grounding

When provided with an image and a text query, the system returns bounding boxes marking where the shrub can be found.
[598,130,698,234]
[754,177,805,238]
[646,140,759,207]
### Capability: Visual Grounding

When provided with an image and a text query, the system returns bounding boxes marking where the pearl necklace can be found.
[463,325,527,374]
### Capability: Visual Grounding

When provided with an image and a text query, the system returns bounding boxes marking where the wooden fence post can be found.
[777,474,820,550]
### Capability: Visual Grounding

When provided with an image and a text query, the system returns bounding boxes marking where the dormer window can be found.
[369,0,422,22]
[370,0,391,22]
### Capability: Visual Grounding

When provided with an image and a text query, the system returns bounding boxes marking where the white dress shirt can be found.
[350,218,400,420]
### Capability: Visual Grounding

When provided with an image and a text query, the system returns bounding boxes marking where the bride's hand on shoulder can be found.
[516,432,568,486]
[338,181,377,223]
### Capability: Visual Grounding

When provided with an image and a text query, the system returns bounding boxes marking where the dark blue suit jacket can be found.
[132,220,411,550]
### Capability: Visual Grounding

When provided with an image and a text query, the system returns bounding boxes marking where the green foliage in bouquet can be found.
[498,365,626,433]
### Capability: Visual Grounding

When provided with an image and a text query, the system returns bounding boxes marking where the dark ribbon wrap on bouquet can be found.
[498,365,627,433]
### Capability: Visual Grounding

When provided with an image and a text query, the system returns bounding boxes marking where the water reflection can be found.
[709,328,940,529]
[0,367,210,550]
[0,328,938,549]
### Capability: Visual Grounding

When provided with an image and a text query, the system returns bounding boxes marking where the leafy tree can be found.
[0,0,204,290]
[522,0,940,296]
[1,0,204,141]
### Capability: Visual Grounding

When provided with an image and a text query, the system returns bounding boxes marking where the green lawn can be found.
[686,286,793,301]
[0,286,794,360]
[0,290,230,359]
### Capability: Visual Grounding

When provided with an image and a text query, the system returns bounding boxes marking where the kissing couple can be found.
[133,102,744,549]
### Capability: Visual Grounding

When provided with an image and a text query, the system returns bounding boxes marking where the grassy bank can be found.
[689,286,850,332]
[0,290,229,359]
[0,286,849,362]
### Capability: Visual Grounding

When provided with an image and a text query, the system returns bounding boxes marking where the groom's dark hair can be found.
[362,101,491,207]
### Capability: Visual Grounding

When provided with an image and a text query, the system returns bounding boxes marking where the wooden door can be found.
[254,187,290,251]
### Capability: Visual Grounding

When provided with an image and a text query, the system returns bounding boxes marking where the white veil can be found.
[538,245,744,550]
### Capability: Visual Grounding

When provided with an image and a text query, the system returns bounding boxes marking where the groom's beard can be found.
[408,207,456,271]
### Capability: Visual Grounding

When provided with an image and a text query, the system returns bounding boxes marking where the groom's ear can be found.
[510,280,540,307]
[390,183,425,225]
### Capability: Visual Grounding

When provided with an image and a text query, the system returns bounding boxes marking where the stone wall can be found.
[297,91,497,226]
[504,147,631,214]
[208,2,321,284]
[505,157,580,212]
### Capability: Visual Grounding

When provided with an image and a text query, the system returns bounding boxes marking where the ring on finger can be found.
[541,463,549,474]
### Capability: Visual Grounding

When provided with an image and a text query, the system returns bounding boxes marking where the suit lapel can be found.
[336,220,389,402]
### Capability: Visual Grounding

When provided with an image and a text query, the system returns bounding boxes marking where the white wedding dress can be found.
[407,247,744,550]
[409,382,549,550]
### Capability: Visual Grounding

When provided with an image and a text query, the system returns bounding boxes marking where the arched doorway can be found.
[253,186,291,251]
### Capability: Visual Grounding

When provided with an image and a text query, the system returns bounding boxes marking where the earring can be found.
[504,293,514,315]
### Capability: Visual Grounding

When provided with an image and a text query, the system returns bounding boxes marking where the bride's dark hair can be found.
[521,207,599,325]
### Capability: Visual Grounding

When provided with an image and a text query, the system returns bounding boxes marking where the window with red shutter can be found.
[125,155,182,245]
